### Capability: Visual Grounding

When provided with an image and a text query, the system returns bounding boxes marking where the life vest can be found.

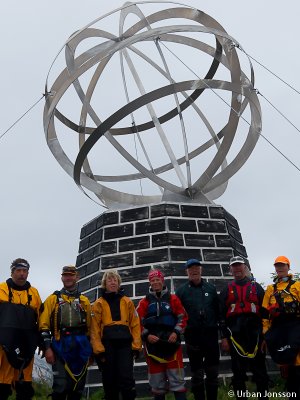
[270,280,300,318]
[54,291,88,336]
[0,282,38,370]
[143,292,180,363]
[226,281,260,318]
[143,292,177,329]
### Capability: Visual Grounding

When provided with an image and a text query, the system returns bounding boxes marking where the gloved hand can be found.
[132,350,140,360]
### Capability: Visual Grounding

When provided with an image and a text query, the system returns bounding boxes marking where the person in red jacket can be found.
[219,256,269,398]
[136,269,187,400]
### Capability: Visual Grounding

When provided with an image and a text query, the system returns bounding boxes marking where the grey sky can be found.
[1,0,299,300]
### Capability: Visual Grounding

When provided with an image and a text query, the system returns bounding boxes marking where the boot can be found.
[122,388,136,400]
[231,379,246,399]
[192,385,205,400]
[0,383,12,400]
[205,384,218,400]
[51,392,67,400]
[173,391,186,400]
[67,392,84,400]
[15,381,34,400]
[154,395,165,400]
[256,384,268,398]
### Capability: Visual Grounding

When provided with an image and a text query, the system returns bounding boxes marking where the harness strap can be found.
[64,360,89,391]
[7,283,32,306]
[227,327,259,359]
[145,343,178,364]
[273,280,299,309]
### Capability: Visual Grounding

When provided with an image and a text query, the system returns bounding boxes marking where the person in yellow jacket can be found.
[39,265,92,400]
[90,269,142,400]
[0,258,41,400]
[262,256,300,397]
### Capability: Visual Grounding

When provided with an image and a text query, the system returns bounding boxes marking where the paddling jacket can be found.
[262,276,300,334]
[90,289,142,355]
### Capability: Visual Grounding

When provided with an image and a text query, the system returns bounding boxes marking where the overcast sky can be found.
[1,0,299,300]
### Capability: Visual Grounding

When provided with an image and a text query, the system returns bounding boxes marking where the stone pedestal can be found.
[76,202,248,394]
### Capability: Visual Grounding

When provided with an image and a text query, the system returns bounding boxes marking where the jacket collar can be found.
[6,278,31,291]
[148,285,168,298]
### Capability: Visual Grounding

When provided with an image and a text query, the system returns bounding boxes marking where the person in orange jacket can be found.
[262,256,300,397]
[137,269,188,400]
[0,258,41,400]
[90,269,142,400]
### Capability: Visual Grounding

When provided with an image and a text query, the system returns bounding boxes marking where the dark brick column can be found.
[76,202,248,394]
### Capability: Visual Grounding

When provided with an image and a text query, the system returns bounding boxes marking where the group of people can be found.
[0,255,299,400]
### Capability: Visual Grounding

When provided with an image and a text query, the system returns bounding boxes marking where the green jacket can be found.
[176,280,219,330]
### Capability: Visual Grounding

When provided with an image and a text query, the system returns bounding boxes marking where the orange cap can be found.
[274,256,290,266]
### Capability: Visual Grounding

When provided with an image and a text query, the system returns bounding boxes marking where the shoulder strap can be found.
[245,281,257,301]
[229,282,239,303]
[53,290,61,302]
[6,282,31,306]
[6,282,13,303]
[54,290,83,303]
[26,289,32,306]
[285,280,295,292]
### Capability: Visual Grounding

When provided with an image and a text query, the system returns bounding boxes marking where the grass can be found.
[7,377,286,399]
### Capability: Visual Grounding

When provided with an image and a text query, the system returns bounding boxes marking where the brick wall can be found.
[76,202,275,394]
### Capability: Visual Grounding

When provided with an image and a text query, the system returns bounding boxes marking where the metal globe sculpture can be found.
[43,1,261,208]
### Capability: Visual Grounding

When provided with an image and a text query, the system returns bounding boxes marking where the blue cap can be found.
[185,259,202,269]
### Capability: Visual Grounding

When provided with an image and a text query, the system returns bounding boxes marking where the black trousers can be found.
[286,365,300,397]
[98,340,136,400]
[186,329,219,400]
[51,356,87,399]
[230,343,269,396]
[0,382,34,400]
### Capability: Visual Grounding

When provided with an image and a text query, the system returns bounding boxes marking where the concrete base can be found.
[76,202,249,391]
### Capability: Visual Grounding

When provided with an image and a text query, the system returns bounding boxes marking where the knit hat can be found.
[148,269,164,282]
[10,259,30,271]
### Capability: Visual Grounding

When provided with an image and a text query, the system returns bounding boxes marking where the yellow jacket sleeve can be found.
[128,300,142,351]
[262,284,273,334]
[39,294,57,332]
[90,299,105,354]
